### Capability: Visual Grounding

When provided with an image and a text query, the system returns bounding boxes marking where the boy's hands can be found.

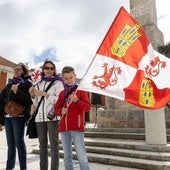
[70,92,79,103]
[61,92,79,116]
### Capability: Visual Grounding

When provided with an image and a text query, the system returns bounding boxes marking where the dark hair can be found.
[17,63,29,78]
[62,66,75,75]
[41,60,57,78]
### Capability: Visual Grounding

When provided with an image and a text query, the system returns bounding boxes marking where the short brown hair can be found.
[62,66,75,75]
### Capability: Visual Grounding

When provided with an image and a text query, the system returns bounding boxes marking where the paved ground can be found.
[0,126,139,170]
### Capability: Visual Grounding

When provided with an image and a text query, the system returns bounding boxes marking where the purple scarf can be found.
[10,77,25,84]
[42,75,63,82]
[64,82,78,103]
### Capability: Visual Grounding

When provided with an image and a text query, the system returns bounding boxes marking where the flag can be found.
[31,66,42,83]
[78,6,170,110]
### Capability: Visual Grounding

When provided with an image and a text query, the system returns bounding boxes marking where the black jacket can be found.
[0,78,33,125]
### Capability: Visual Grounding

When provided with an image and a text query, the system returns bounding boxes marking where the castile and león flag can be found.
[78,6,170,110]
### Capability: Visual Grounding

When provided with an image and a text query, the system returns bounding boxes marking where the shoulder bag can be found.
[4,89,25,117]
[26,81,54,139]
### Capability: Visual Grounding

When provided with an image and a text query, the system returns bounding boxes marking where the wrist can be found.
[31,95,35,98]
[75,99,79,104]
[43,92,48,98]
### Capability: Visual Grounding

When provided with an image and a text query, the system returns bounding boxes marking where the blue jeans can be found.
[5,117,26,170]
[61,131,89,170]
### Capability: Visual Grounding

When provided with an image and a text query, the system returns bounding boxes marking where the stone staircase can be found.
[32,126,170,170]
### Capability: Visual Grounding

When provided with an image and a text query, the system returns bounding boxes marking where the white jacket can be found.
[32,80,64,122]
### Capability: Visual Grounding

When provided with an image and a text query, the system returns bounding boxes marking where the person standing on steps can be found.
[55,66,90,170]
[29,60,64,170]
[0,63,33,170]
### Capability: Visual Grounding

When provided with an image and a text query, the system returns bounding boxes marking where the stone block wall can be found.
[97,107,170,129]
[97,108,144,128]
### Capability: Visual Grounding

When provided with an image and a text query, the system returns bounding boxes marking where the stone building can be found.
[0,56,17,91]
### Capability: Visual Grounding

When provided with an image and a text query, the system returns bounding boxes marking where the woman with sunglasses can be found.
[0,63,33,170]
[29,60,64,170]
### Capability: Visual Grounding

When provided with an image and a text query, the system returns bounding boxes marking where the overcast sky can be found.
[0,0,170,78]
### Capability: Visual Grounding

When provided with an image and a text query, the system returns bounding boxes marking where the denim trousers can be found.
[61,131,90,170]
[5,117,26,170]
[36,121,59,170]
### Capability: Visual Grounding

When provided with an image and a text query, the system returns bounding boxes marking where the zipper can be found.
[78,114,80,128]
[65,114,68,131]
[42,81,47,121]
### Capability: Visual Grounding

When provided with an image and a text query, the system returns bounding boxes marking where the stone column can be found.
[130,0,166,145]
[130,0,164,50]
[144,108,167,145]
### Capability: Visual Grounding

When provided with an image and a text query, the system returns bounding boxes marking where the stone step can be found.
[74,152,170,170]
[58,144,170,161]
[32,148,170,170]
[58,138,170,160]
[57,138,170,153]
[85,129,170,141]
[85,131,145,140]
[85,127,145,133]
[84,138,170,152]
[32,149,170,170]
[30,125,170,169]
[85,146,170,161]
[85,126,170,134]
[32,138,170,170]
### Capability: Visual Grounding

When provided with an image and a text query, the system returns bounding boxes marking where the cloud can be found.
[0,0,169,78]
[33,47,60,63]
[156,0,170,43]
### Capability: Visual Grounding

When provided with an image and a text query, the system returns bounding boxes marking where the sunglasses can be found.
[44,66,55,71]
[13,68,22,71]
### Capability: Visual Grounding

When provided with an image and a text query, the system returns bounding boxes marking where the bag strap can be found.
[33,80,55,117]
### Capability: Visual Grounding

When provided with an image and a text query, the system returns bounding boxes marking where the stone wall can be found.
[97,107,170,128]
[97,108,144,128]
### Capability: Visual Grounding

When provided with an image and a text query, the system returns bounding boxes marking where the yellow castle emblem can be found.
[111,24,141,58]
[139,79,155,107]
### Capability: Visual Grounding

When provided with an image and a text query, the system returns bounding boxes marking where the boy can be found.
[54,66,90,170]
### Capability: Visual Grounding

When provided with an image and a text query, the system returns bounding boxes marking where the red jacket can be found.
[54,89,90,132]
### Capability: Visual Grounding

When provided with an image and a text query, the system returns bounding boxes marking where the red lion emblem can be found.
[145,56,166,78]
[92,62,122,89]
